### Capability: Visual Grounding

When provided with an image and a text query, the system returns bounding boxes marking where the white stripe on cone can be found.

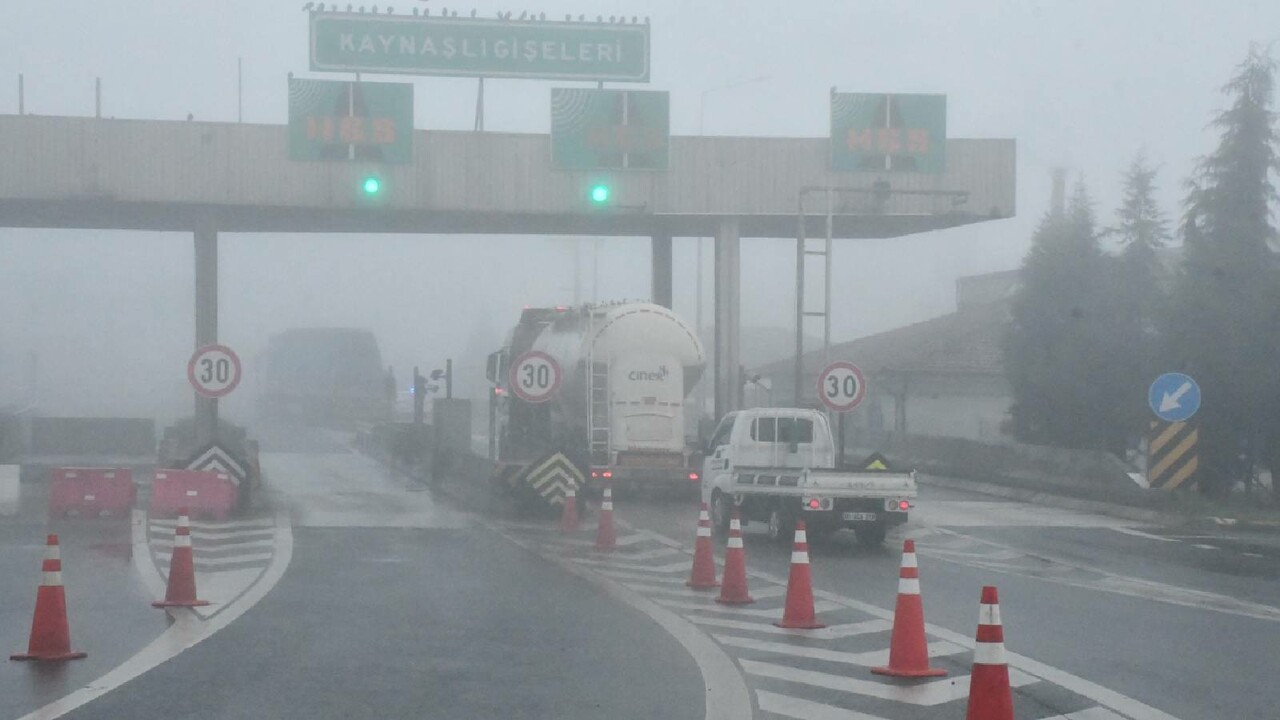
[897,577,921,595]
[973,640,1007,665]
[729,518,741,531]
[794,530,807,544]
[979,603,1002,625]
[42,571,63,586]
[175,534,192,548]
[901,553,918,569]
[791,550,810,564]
[698,510,710,521]
[602,502,613,511]
[727,536,743,549]
[46,545,60,561]
[696,526,711,537]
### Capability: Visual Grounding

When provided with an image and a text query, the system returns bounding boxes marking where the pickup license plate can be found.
[842,512,877,522]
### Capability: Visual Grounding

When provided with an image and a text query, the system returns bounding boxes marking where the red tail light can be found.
[602,471,613,479]
[899,500,910,511]
[809,498,821,509]
[591,471,600,479]
[688,472,700,481]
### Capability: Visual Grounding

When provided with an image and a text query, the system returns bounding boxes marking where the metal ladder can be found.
[586,312,612,467]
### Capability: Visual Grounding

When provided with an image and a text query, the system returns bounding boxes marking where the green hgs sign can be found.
[310,14,650,82]
[288,78,414,163]
[830,93,946,173]
[551,89,669,170]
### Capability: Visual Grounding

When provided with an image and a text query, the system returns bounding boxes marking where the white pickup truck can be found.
[700,408,917,547]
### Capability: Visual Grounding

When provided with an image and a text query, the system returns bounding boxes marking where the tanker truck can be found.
[487,302,706,493]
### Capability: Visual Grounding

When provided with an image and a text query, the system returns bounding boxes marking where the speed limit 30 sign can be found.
[509,351,562,404]
[188,344,243,398]
[818,361,866,413]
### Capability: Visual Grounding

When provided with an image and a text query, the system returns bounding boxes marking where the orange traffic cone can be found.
[716,508,754,605]
[774,520,826,629]
[559,489,580,533]
[10,534,87,662]
[152,509,210,608]
[594,487,617,552]
[872,539,946,677]
[687,502,719,589]
[965,586,1013,720]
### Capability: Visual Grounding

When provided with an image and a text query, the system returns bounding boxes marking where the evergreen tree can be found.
[1169,47,1280,497]
[1005,181,1116,449]
[1105,153,1171,448]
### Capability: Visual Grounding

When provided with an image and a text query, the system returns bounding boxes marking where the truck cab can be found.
[701,408,916,547]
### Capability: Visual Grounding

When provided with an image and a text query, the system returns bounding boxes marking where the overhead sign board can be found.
[831,93,946,173]
[1149,372,1201,423]
[551,89,669,170]
[288,78,413,163]
[309,13,650,82]
[188,345,242,399]
[818,361,867,413]
[509,351,562,404]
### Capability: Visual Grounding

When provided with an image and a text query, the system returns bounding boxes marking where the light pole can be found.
[695,75,770,421]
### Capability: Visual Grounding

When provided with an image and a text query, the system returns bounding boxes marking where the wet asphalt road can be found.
[616,482,1280,720]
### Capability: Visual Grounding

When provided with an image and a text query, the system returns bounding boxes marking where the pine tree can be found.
[1005,181,1115,449]
[1105,153,1171,448]
[1169,47,1280,497]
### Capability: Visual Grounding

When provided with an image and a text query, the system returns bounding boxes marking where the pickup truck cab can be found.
[700,408,916,547]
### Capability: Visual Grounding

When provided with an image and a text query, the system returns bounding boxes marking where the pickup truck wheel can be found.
[766,509,794,545]
[854,523,886,548]
[710,492,732,537]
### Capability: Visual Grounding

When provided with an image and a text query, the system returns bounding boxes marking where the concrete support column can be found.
[651,233,673,309]
[713,217,741,422]
[194,222,218,446]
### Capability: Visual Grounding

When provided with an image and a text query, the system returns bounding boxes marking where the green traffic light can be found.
[590,184,610,204]
[362,176,381,195]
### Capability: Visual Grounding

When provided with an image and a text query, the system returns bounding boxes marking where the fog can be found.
[2,0,1278,419]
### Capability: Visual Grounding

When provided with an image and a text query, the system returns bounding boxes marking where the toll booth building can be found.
[754,270,1016,446]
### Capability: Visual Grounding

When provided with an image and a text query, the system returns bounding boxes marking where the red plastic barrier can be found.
[49,468,136,519]
[149,470,237,521]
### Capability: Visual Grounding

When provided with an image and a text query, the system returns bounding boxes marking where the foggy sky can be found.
[3,1,1278,417]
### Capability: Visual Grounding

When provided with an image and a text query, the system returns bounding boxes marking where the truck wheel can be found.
[766,508,794,546]
[855,524,886,548]
[710,492,732,537]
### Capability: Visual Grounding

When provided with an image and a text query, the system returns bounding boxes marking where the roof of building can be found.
[756,298,1009,379]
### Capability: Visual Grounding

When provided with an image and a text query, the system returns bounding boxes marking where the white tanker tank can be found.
[529,301,706,489]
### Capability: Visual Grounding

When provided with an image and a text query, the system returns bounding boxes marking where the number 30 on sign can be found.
[188,344,243,398]
[509,351,562,404]
[817,361,867,413]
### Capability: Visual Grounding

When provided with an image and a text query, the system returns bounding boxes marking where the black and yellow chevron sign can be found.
[522,452,584,506]
[1147,420,1199,490]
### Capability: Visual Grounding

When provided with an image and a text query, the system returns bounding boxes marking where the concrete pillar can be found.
[713,218,741,421]
[194,222,218,446]
[651,233,673,308]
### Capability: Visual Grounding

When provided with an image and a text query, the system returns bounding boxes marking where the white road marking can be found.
[570,558,692,573]
[714,634,965,667]
[756,690,890,720]
[1190,544,1219,550]
[621,581,732,599]
[153,552,275,567]
[689,616,892,639]
[148,517,277,531]
[148,527,276,542]
[657,597,843,619]
[741,659,1037,705]
[149,538,275,553]
[1059,708,1128,719]
[1244,552,1264,558]
[19,511,294,720]
[594,569,692,585]
[1111,527,1180,543]
[556,533,650,548]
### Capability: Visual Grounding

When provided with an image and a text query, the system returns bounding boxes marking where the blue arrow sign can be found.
[1149,373,1201,423]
